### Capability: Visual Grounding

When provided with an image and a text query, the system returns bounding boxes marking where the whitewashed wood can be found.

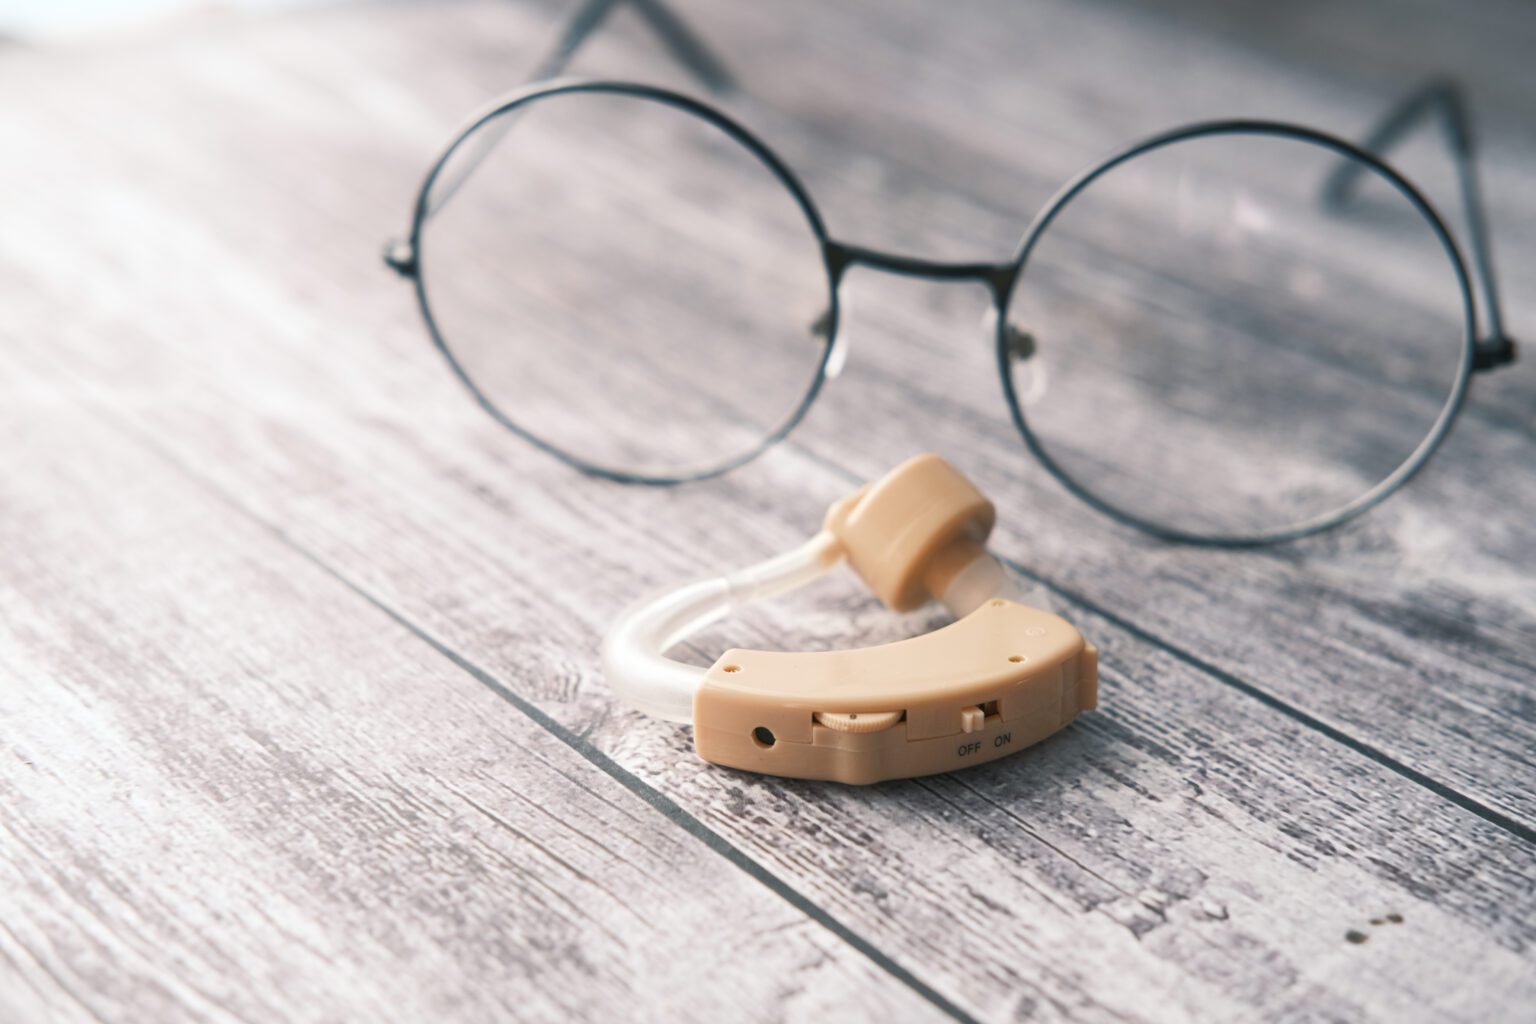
[0,1,1533,1022]
[0,398,946,1023]
[15,311,1536,1019]
[219,0,1536,830]
[583,0,1536,827]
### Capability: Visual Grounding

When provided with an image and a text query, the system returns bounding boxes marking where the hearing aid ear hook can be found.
[601,454,1098,784]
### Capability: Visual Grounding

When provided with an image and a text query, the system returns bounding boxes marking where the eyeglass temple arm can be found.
[530,0,738,92]
[623,0,738,93]
[1321,79,1516,371]
[525,0,623,81]
[409,0,737,227]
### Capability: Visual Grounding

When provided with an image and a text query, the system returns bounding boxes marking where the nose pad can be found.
[811,302,850,381]
[983,306,1047,406]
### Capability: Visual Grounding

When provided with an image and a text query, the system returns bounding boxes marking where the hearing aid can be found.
[601,454,1098,784]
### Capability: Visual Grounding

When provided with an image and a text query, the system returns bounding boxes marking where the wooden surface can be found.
[1,0,1533,1021]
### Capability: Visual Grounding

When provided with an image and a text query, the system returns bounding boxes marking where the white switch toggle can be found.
[960,706,985,733]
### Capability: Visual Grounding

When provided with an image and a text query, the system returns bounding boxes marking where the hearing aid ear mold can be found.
[822,452,997,613]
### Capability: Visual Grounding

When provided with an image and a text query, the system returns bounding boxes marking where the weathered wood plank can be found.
[577,0,1536,825]
[1,1,1533,1021]
[13,266,1536,1017]
[257,0,1536,829]
[0,398,946,1022]
[15,311,1536,1019]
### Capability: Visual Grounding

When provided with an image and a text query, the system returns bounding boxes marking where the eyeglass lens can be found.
[1002,131,1467,540]
[417,90,831,481]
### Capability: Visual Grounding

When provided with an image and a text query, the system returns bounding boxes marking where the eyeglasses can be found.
[385,0,1517,546]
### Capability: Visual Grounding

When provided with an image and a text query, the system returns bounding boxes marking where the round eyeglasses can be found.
[386,78,1511,546]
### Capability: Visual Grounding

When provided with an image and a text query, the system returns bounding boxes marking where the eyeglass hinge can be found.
[1472,334,1517,372]
[383,239,418,278]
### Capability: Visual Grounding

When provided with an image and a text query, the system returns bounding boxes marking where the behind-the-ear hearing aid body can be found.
[602,455,1098,784]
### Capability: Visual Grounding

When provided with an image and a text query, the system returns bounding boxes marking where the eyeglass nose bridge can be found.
[823,240,1018,303]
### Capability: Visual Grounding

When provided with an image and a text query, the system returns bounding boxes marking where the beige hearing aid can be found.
[602,454,1098,784]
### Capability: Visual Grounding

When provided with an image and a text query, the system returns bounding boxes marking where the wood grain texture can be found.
[0,398,943,1023]
[0,0,1532,1021]
[631,0,1536,829]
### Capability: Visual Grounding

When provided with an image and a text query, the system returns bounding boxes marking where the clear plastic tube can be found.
[601,530,1050,723]
[600,532,843,722]
[937,550,1054,618]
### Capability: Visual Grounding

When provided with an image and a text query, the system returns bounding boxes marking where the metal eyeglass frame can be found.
[384,0,1518,548]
